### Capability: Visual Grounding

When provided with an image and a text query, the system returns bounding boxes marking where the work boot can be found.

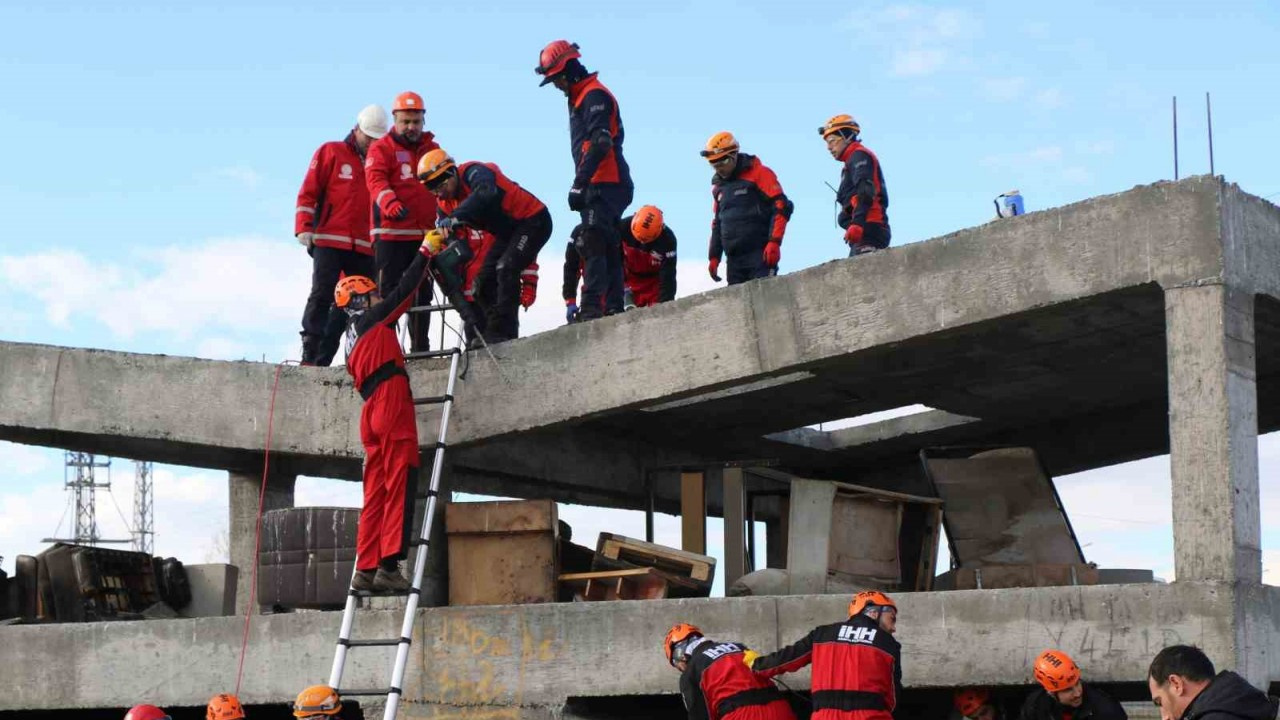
[350,570,376,592]
[373,566,412,593]
[300,332,322,365]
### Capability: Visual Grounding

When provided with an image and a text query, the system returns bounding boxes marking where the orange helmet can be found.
[663,623,703,666]
[954,687,991,717]
[630,206,664,244]
[334,275,377,309]
[393,91,424,113]
[701,131,740,162]
[1033,649,1081,693]
[293,685,342,718]
[848,590,896,618]
[124,707,171,720]
[819,114,860,139]
[417,149,456,186]
[536,40,581,85]
[207,694,245,720]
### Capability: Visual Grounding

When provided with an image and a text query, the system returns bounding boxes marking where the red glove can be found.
[708,258,722,282]
[763,241,781,266]
[844,224,864,246]
[520,264,539,309]
[381,194,409,221]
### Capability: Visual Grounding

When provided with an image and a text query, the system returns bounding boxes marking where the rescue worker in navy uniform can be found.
[295,105,387,366]
[703,132,793,285]
[665,623,797,720]
[747,591,902,720]
[333,232,444,593]
[1147,645,1278,720]
[1019,649,1126,720]
[620,205,677,308]
[820,115,890,256]
[536,40,633,320]
[417,149,549,344]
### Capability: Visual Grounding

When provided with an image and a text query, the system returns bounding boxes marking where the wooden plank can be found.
[723,467,746,590]
[680,471,706,554]
[596,533,716,583]
[445,499,557,535]
[559,568,673,601]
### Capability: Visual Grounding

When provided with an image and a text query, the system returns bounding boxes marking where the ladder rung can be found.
[405,348,461,360]
[409,538,429,547]
[337,687,402,697]
[340,637,410,648]
[348,588,417,598]
[413,394,453,405]
[407,303,455,313]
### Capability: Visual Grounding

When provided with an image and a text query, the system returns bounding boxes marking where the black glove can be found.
[568,184,587,212]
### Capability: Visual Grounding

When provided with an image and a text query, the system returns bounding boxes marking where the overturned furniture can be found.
[257,506,358,610]
[560,533,716,601]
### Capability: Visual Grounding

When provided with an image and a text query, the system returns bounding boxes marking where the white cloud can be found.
[213,165,264,190]
[848,4,980,78]
[1035,88,1066,110]
[2,236,311,348]
[981,76,1028,103]
[0,441,56,478]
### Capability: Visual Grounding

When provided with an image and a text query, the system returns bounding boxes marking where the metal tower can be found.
[132,461,155,554]
[44,452,130,546]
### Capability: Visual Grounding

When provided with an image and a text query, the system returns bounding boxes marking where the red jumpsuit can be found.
[344,252,430,571]
[681,637,796,720]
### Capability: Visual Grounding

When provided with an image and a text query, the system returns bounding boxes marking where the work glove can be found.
[436,215,461,231]
[742,649,761,670]
[567,184,587,212]
[763,241,781,267]
[296,232,314,248]
[565,300,579,324]
[708,257,722,282]
[421,228,448,256]
[382,196,409,221]
[520,265,539,310]
[844,224,864,246]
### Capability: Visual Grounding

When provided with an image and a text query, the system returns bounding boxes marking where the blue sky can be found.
[0,1,1277,585]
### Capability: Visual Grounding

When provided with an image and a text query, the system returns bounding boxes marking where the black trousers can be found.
[375,239,434,352]
[726,252,775,285]
[301,245,374,365]
[848,222,891,257]
[474,209,553,341]
[575,185,632,318]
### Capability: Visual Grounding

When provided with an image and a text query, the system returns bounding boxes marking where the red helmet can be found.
[536,40,581,85]
[124,706,171,720]
[954,687,991,717]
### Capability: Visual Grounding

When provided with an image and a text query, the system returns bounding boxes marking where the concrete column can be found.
[1165,284,1262,583]
[228,469,296,615]
[786,479,836,594]
[722,468,746,589]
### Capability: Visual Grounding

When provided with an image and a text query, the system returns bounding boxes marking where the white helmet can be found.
[357,104,388,139]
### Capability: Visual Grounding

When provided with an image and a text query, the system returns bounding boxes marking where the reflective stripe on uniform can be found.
[354,238,374,248]
[313,233,353,243]
[371,228,422,237]
[376,189,395,203]
[297,206,317,214]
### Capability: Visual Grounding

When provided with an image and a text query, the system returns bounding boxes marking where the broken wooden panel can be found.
[596,532,716,594]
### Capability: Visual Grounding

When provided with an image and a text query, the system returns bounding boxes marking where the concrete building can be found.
[0,176,1276,717]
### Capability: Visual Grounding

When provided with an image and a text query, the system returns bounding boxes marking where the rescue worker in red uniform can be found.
[747,591,902,720]
[536,40,633,320]
[666,623,797,720]
[365,91,440,353]
[1019,650,1127,720]
[295,104,387,366]
[820,115,890,256]
[620,205,677,308]
[333,232,441,593]
[703,132,793,285]
[417,149,550,344]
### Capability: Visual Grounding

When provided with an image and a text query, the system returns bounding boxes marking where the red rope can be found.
[235,361,288,697]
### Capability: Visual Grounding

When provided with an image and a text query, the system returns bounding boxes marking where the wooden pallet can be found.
[595,533,716,588]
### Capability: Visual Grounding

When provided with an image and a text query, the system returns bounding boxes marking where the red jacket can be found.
[752,615,902,720]
[295,132,373,255]
[681,638,794,720]
[437,161,546,237]
[365,130,440,243]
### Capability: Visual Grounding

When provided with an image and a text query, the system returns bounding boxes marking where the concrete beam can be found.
[3,582,1274,712]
